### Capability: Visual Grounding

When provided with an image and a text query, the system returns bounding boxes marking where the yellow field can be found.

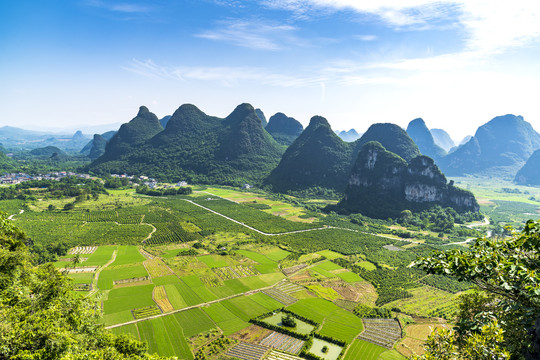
[144,258,173,277]
[153,285,174,313]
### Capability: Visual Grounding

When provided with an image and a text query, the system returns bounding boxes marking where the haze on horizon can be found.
[2,0,540,141]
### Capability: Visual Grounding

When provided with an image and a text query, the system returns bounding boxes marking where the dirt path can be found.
[8,209,24,220]
[86,249,117,299]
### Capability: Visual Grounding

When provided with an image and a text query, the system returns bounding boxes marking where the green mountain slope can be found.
[340,141,478,218]
[406,118,446,160]
[265,115,353,192]
[353,123,421,162]
[265,112,304,146]
[88,103,283,185]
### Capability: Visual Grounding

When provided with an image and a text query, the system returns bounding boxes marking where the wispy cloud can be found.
[262,0,540,57]
[84,0,152,13]
[122,59,323,87]
[195,19,300,51]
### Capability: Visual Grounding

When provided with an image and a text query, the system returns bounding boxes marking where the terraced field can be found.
[226,342,269,360]
[265,350,303,360]
[259,332,304,354]
[359,319,402,349]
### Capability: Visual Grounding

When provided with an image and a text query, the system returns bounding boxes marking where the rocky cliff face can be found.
[341,142,479,217]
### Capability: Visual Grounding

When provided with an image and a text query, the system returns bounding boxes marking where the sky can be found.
[2,0,540,141]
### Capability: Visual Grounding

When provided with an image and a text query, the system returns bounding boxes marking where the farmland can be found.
[1,183,500,359]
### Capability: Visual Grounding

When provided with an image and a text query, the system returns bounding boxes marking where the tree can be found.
[281,313,296,327]
[412,220,540,359]
[0,212,170,359]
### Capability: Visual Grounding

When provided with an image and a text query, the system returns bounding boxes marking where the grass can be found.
[137,316,193,359]
[383,286,460,317]
[287,298,339,323]
[307,284,342,301]
[262,246,291,261]
[112,246,145,266]
[336,271,364,283]
[163,284,188,310]
[202,302,250,335]
[247,292,283,312]
[197,254,229,268]
[222,296,270,321]
[103,284,155,315]
[84,246,116,266]
[315,261,345,271]
[98,264,148,290]
[344,339,387,360]
[318,308,364,343]
[316,250,345,260]
[173,308,217,338]
[111,323,139,339]
[171,280,203,306]
[308,338,343,360]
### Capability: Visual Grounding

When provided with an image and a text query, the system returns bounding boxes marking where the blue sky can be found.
[2,0,540,140]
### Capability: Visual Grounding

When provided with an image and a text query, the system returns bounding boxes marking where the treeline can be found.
[135,185,192,196]
[398,206,484,233]
[0,176,108,201]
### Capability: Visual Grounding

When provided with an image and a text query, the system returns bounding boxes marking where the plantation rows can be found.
[262,288,298,306]
[144,258,173,277]
[420,274,471,294]
[68,246,97,255]
[113,276,149,285]
[428,302,458,320]
[213,265,259,280]
[132,306,162,320]
[260,332,304,355]
[226,342,268,360]
[153,286,174,313]
[84,210,144,224]
[146,222,202,245]
[190,198,319,234]
[275,282,304,295]
[200,275,223,287]
[265,350,303,360]
[358,319,402,349]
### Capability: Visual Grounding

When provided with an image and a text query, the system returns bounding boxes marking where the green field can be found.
[344,339,387,360]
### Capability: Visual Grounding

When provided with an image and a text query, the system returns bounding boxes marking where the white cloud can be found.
[355,34,377,41]
[85,0,151,13]
[195,19,299,50]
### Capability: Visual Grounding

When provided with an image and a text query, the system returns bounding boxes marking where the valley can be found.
[4,180,535,359]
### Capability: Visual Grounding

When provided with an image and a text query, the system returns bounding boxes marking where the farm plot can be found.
[68,246,97,255]
[146,222,202,245]
[111,245,145,266]
[153,286,174,313]
[307,338,343,360]
[318,308,364,343]
[382,286,460,318]
[137,316,193,359]
[265,350,303,360]
[202,302,250,335]
[98,263,148,290]
[226,342,269,360]
[358,319,402,349]
[344,339,387,360]
[173,308,216,338]
[262,288,297,306]
[282,264,307,276]
[84,246,116,266]
[259,332,304,355]
[144,258,173,277]
[132,305,162,319]
[214,265,260,280]
[286,298,339,324]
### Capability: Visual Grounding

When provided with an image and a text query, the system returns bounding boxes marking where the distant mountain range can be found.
[430,128,455,152]
[87,104,283,186]
[406,118,446,160]
[437,114,540,178]
[0,126,91,152]
[336,129,361,142]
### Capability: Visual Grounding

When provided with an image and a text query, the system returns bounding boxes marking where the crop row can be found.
[213,265,259,280]
[265,350,303,360]
[260,332,304,355]
[226,342,268,360]
[68,246,97,255]
[358,319,401,349]
[153,286,174,313]
[144,258,173,277]
[262,289,298,306]
[146,222,202,245]
[132,306,162,319]
[201,275,223,288]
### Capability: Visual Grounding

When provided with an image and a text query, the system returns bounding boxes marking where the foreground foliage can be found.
[412,220,540,359]
[0,212,169,360]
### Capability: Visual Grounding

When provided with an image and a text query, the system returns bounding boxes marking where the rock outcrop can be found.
[340,141,479,218]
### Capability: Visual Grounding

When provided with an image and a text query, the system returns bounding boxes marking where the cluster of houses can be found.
[0,172,91,185]
[110,173,188,189]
